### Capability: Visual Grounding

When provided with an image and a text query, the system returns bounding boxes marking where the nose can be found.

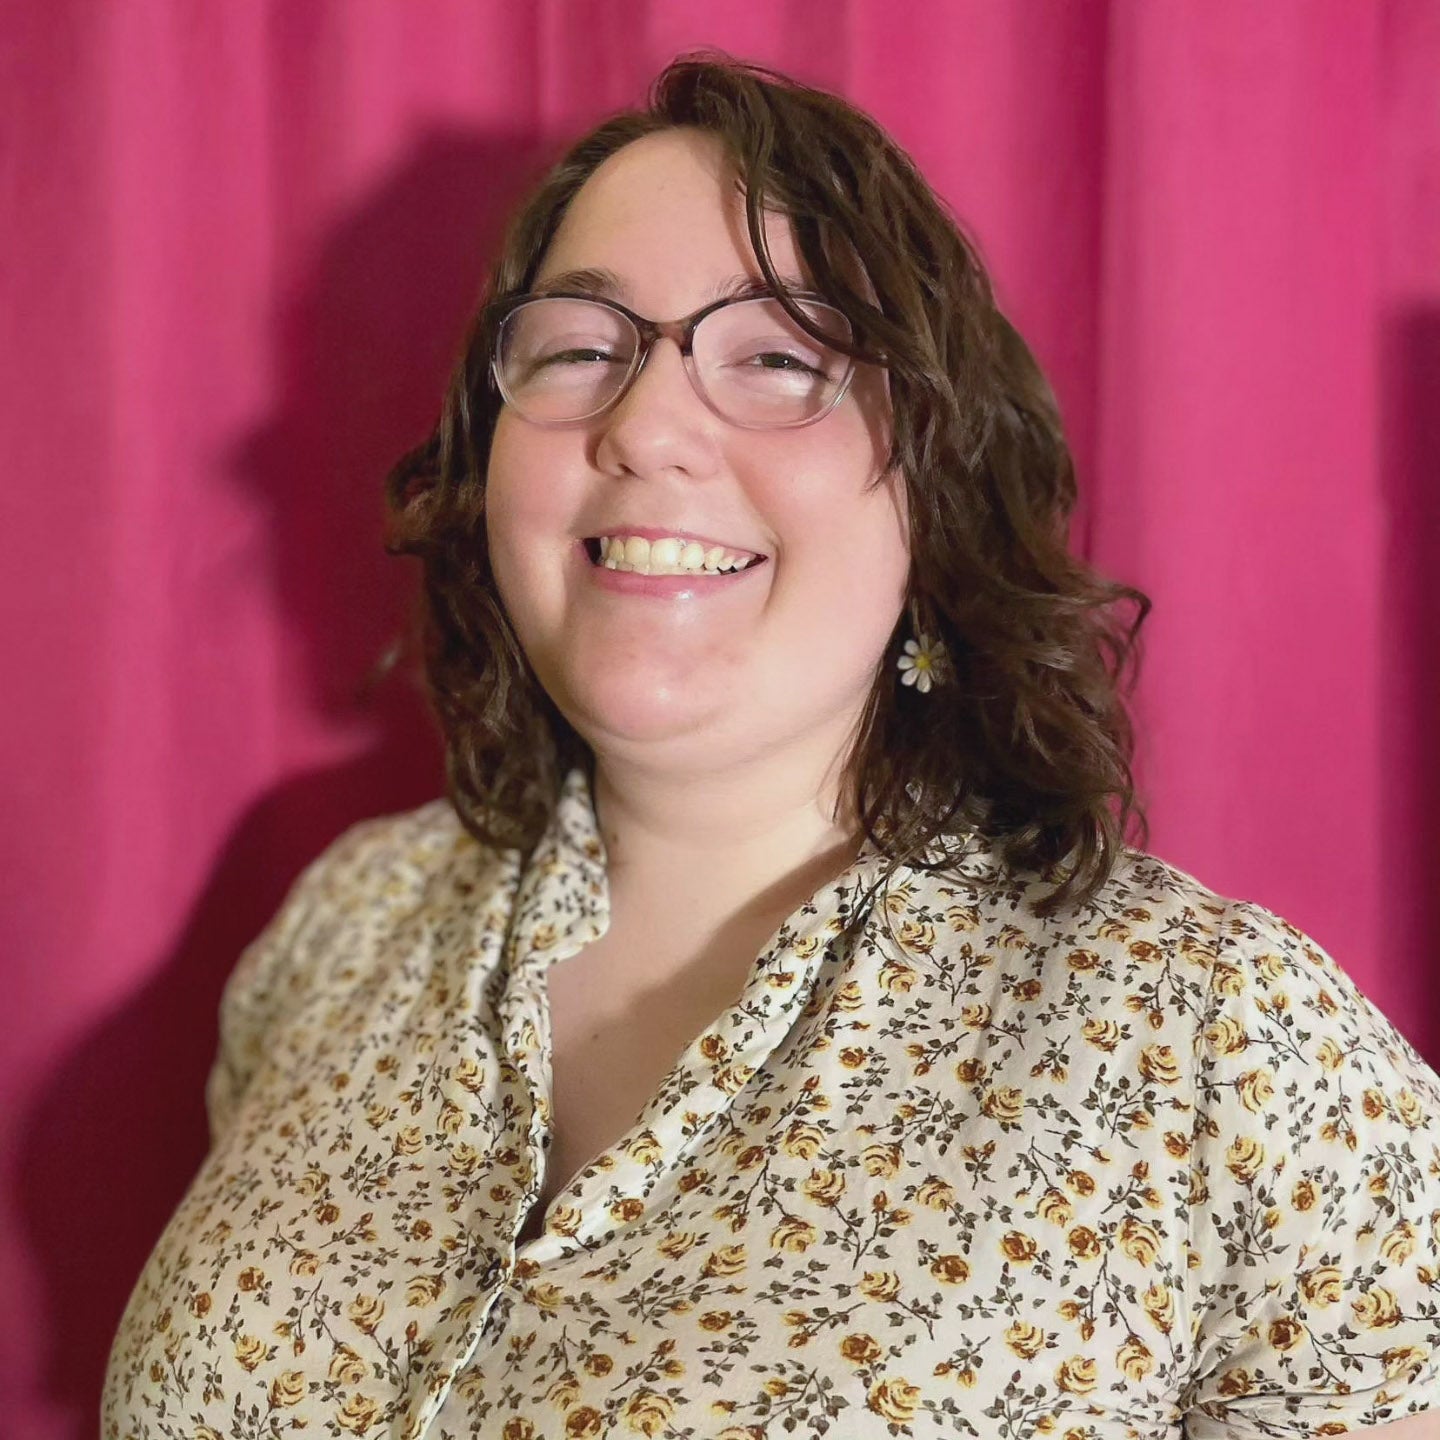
[592,331,719,480]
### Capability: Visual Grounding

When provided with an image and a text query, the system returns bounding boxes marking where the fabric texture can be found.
[101,767,1440,1437]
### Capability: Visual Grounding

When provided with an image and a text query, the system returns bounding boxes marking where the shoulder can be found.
[882,834,1432,1076]
[283,796,521,917]
[883,835,1245,983]
[309,795,482,881]
[222,797,516,1028]
[206,798,519,1141]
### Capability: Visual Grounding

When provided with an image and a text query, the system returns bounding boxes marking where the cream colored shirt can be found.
[103,765,1440,1438]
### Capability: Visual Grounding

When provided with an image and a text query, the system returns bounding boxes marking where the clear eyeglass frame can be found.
[484,289,860,430]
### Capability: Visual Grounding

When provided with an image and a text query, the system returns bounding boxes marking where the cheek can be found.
[765,469,910,678]
[484,425,568,597]
[485,421,537,543]
[765,435,909,582]
[482,476,524,613]
[793,543,908,659]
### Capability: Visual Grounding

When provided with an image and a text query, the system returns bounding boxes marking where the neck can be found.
[587,744,867,957]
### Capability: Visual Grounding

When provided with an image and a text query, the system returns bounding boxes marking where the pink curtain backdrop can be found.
[3,2,1436,1434]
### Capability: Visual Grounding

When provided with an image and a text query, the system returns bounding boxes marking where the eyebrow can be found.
[530,266,816,306]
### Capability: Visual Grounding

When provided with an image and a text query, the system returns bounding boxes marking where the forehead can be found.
[533,129,812,302]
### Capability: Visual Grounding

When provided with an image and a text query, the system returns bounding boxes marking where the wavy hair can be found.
[380,51,1152,917]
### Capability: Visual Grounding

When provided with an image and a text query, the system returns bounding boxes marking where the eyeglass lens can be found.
[495,296,853,426]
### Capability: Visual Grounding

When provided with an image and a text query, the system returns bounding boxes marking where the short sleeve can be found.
[203,819,378,1146]
[1181,899,1440,1437]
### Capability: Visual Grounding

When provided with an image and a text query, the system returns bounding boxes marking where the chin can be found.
[567,694,719,748]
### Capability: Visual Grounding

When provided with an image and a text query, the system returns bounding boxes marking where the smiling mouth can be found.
[582,538,768,575]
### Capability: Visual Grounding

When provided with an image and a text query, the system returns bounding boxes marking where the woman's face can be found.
[485,127,911,782]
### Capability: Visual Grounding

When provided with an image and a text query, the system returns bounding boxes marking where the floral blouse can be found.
[102,765,1440,1439]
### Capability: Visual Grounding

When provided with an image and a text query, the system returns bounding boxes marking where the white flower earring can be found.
[896,602,948,694]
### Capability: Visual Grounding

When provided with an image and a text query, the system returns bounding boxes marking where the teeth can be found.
[596,534,758,577]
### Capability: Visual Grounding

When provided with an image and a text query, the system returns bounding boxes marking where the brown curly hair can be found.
[380,50,1152,918]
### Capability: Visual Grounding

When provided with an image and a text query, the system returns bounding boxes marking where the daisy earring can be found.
[897,607,948,695]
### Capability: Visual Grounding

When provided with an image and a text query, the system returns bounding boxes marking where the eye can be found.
[748,350,825,375]
[539,346,626,367]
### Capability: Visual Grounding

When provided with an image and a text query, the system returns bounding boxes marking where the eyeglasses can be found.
[486,290,858,429]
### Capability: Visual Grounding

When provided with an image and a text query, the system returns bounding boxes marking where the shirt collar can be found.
[507,765,920,980]
[505,765,611,978]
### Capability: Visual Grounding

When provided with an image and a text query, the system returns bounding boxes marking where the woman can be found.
[103,54,1440,1439]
